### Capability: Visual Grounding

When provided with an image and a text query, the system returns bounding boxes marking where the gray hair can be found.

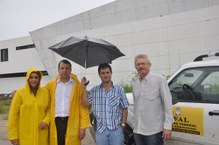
[134,54,151,64]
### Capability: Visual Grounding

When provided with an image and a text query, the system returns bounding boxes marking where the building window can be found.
[0,48,8,62]
[16,44,35,50]
[0,70,48,78]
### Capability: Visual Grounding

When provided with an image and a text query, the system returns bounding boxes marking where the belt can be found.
[55,116,68,121]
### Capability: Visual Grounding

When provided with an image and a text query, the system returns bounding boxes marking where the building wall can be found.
[0,36,49,94]
[30,0,219,90]
[1,0,219,93]
[0,77,50,94]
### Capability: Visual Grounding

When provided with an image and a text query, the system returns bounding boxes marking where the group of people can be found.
[7,54,174,145]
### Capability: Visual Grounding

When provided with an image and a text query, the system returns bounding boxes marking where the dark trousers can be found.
[134,131,163,145]
[55,117,68,145]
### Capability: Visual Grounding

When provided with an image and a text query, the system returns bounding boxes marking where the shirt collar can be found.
[57,77,74,84]
[99,81,115,89]
[139,72,151,82]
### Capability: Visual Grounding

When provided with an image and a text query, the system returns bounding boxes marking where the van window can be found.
[169,67,219,104]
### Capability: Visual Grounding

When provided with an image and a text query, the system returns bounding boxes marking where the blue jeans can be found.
[134,132,163,145]
[95,127,124,145]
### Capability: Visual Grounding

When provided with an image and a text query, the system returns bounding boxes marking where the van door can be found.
[169,67,219,145]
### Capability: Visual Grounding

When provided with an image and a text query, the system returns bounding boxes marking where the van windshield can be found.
[169,67,219,104]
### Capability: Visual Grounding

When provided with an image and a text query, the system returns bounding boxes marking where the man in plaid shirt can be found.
[83,63,129,145]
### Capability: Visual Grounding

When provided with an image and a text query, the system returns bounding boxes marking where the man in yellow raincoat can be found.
[7,67,50,145]
[46,59,90,145]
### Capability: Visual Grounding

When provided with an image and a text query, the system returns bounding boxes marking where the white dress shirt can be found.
[132,72,174,135]
[55,78,74,117]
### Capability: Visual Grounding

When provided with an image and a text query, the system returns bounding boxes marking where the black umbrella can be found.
[48,36,125,68]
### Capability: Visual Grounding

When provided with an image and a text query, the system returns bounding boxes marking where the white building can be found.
[0,36,50,94]
[1,0,219,94]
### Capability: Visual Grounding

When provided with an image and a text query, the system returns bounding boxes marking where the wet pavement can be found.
[0,114,10,145]
[1,113,198,145]
[0,114,95,145]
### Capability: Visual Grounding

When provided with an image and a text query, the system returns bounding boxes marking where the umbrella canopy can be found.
[48,36,125,68]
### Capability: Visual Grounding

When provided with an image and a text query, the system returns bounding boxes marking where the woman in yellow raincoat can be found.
[7,67,50,145]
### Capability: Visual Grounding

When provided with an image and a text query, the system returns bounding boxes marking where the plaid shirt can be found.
[88,83,129,133]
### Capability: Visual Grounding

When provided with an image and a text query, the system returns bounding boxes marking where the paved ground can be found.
[1,114,199,145]
[0,114,96,145]
[0,114,10,145]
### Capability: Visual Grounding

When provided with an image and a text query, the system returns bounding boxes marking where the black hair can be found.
[58,59,72,69]
[98,63,112,74]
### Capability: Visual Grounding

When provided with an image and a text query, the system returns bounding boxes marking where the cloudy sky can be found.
[0,0,115,41]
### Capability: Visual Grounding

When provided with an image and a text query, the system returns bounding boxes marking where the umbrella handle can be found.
[82,77,89,86]
[84,81,90,86]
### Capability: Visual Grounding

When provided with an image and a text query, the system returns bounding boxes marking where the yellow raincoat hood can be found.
[25,67,42,90]
[7,67,50,145]
[46,73,90,145]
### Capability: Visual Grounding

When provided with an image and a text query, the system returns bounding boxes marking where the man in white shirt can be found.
[46,59,90,145]
[132,54,174,145]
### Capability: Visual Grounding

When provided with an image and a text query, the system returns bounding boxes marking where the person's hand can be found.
[81,77,89,88]
[81,77,89,107]
[120,123,126,130]
[162,129,172,141]
[78,128,86,140]
[39,122,48,129]
[10,139,18,145]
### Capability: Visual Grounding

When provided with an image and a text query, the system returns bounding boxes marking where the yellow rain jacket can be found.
[46,73,90,145]
[7,67,50,145]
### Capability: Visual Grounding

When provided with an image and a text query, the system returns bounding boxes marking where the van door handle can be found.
[209,110,219,116]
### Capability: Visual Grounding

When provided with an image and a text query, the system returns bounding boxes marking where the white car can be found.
[124,53,219,145]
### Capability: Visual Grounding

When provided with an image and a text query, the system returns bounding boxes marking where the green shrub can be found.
[0,99,11,114]
[123,85,132,93]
